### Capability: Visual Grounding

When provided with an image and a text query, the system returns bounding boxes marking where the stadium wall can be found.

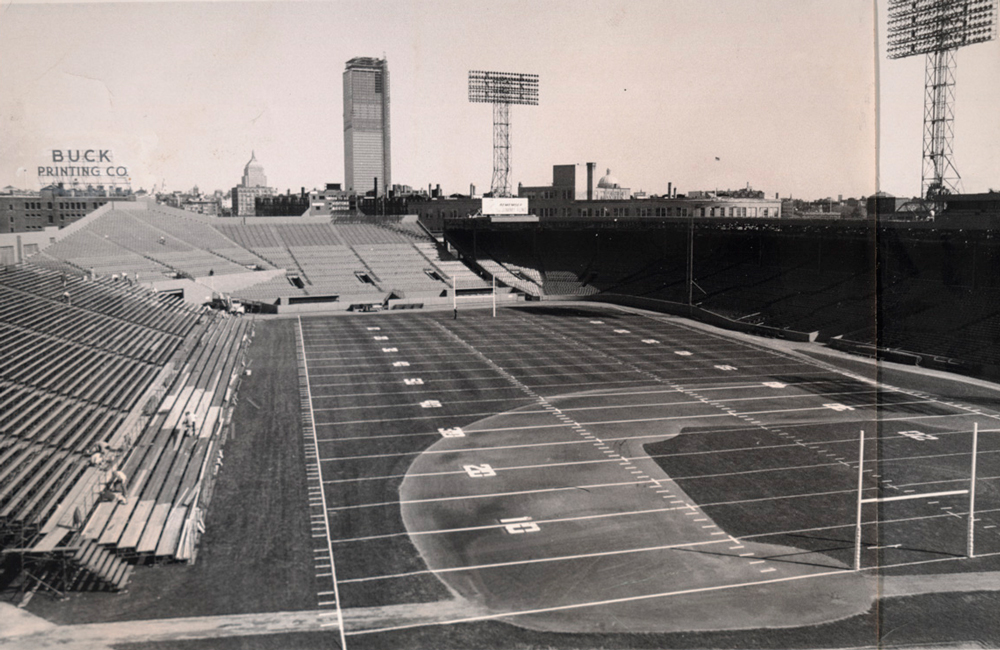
[443,217,1000,378]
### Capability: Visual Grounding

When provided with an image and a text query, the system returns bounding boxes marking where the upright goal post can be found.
[854,423,979,570]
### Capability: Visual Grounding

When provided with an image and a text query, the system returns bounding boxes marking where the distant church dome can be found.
[597,168,620,189]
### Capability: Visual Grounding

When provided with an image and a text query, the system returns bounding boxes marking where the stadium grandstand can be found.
[5,199,1000,649]
[26,202,499,311]
[0,262,251,598]
[443,215,1000,378]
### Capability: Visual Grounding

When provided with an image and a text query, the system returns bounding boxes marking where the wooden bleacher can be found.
[0,266,204,545]
[0,263,252,596]
[81,314,251,562]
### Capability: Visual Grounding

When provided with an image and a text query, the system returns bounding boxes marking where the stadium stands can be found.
[81,315,251,561]
[442,219,1000,376]
[0,261,252,599]
[0,265,203,548]
[35,205,272,281]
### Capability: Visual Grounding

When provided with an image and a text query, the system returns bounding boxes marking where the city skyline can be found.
[0,1,997,201]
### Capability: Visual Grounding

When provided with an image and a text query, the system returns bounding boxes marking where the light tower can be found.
[468,70,539,197]
[887,0,998,201]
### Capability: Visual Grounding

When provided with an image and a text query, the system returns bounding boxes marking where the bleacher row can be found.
[81,315,251,561]
[36,206,273,281]
[0,265,204,547]
[209,222,470,302]
[29,203,508,310]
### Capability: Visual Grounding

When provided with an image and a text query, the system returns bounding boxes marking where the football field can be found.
[294,304,1000,643]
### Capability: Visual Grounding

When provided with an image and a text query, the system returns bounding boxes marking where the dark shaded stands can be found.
[0,264,250,596]
[442,215,1000,379]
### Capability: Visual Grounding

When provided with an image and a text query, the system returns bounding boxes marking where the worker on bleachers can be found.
[110,469,127,493]
[183,411,197,437]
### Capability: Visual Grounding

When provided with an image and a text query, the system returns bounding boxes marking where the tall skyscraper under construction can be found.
[343,57,391,197]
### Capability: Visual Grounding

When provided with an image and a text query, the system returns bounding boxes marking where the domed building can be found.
[231,151,274,217]
[594,168,630,200]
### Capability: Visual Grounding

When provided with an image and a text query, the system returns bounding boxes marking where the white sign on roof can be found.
[482,197,528,215]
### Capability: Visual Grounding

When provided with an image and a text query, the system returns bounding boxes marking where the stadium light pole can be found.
[886,0,998,202]
[468,71,539,197]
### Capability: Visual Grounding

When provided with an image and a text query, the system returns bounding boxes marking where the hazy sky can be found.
[0,1,994,199]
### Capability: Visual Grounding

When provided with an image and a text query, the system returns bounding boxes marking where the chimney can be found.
[374,177,378,198]
[586,162,596,201]
[667,182,672,198]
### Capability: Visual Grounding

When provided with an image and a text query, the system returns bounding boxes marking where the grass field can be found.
[295,304,1000,645]
[26,303,1000,649]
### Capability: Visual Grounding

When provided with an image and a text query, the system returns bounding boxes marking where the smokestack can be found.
[470,183,476,197]
[374,177,378,198]
[586,162,595,201]
[667,182,672,198]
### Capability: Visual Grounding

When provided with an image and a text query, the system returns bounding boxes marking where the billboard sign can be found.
[37,149,131,187]
[482,197,528,215]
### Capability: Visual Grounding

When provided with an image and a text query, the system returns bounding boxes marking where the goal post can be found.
[854,423,979,570]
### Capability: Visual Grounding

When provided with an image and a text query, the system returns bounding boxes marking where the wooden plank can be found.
[114,564,134,591]
[155,507,188,558]
[136,503,170,554]
[30,526,73,553]
[113,500,153,550]
[81,502,115,539]
[98,499,136,545]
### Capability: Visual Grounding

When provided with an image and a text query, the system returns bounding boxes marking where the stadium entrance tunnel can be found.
[399,387,874,634]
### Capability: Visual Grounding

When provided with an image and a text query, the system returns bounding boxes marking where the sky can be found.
[0,0,994,200]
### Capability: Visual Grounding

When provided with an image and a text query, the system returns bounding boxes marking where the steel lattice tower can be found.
[887,0,998,201]
[492,102,512,198]
[469,71,539,198]
[923,49,961,198]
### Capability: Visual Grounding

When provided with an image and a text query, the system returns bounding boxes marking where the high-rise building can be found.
[343,57,390,197]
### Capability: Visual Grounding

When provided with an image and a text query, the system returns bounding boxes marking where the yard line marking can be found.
[343,568,852,637]
[297,317,348,649]
[326,478,659,511]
